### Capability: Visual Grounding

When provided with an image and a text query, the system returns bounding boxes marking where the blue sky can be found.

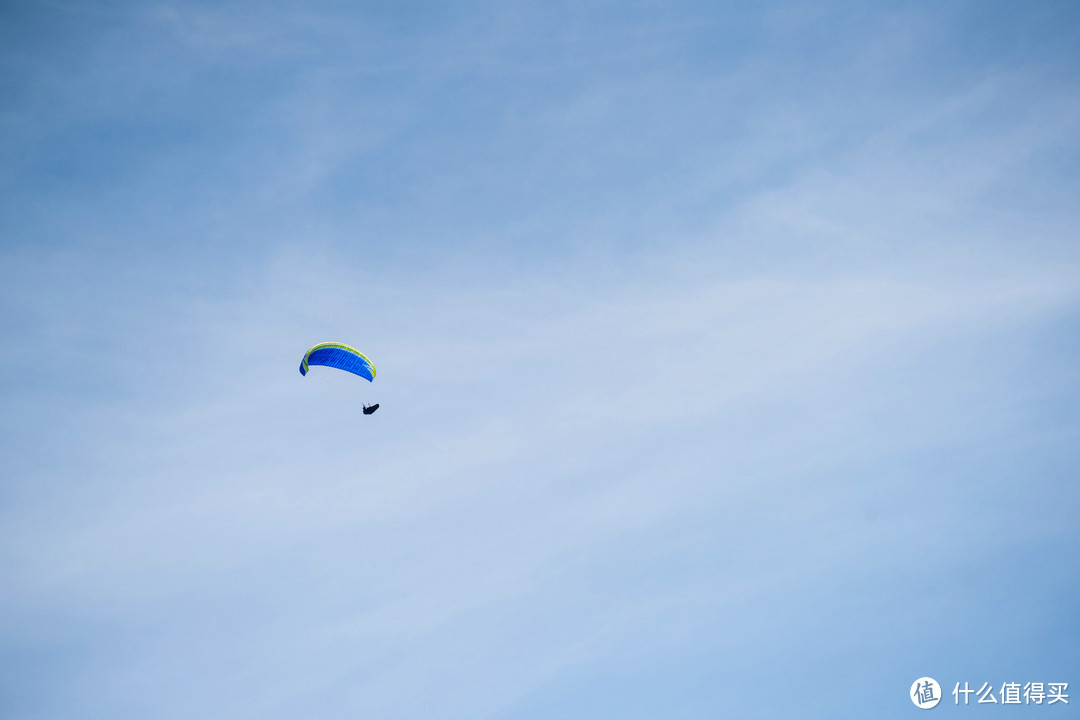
[2,1,1079,718]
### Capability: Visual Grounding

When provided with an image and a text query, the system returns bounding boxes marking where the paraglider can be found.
[300,342,379,414]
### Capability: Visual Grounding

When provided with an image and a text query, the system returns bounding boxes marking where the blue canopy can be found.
[299,342,376,381]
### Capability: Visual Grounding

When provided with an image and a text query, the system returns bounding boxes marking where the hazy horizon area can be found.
[2,2,1078,718]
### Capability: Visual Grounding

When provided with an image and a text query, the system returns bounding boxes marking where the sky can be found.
[1,1,1079,718]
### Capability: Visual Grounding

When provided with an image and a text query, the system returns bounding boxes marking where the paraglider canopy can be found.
[363,403,380,415]
[299,342,375,381]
